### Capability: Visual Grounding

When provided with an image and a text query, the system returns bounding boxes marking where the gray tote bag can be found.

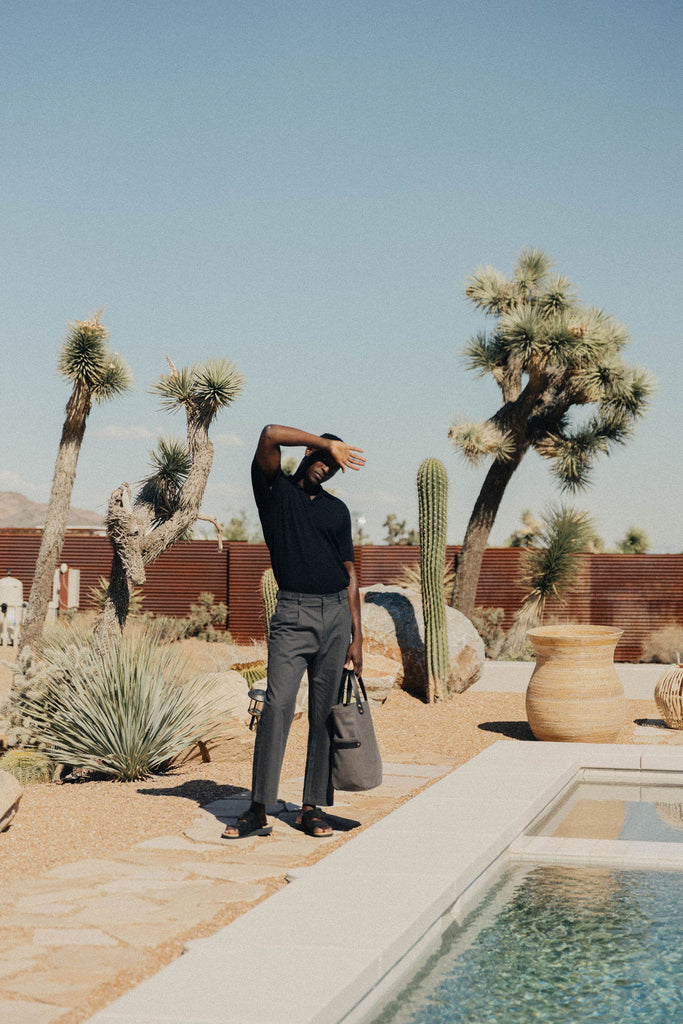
[330,669,383,792]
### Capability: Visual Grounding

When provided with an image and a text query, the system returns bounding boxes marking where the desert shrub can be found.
[0,749,54,784]
[390,562,455,604]
[16,630,226,781]
[640,625,683,664]
[470,606,505,658]
[133,613,192,643]
[185,592,228,642]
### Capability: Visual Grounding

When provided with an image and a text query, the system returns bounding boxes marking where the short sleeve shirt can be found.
[251,459,354,594]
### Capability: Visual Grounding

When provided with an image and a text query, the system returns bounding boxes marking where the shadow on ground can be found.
[478,721,537,741]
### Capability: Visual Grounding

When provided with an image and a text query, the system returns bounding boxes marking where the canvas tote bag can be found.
[330,669,383,792]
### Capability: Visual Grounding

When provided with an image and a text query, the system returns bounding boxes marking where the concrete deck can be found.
[84,739,683,1024]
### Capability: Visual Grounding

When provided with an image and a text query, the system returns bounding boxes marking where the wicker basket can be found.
[654,664,683,730]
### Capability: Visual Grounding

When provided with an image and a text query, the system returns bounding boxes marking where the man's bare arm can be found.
[344,561,363,675]
[254,424,365,483]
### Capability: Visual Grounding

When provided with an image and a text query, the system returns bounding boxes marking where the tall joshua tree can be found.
[449,247,655,619]
[93,357,244,645]
[20,314,133,654]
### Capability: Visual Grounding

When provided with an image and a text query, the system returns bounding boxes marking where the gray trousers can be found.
[251,589,351,808]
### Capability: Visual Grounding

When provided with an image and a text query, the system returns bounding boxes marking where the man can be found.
[223,424,366,839]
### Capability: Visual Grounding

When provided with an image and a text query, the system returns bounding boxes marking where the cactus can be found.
[0,749,54,785]
[260,569,278,638]
[417,458,450,702]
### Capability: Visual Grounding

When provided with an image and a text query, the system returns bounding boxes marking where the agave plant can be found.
[18,628,226,781]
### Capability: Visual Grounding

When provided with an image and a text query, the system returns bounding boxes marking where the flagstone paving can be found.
[0,763,447,1024]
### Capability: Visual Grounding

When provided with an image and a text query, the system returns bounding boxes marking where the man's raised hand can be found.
[329,441,366,473]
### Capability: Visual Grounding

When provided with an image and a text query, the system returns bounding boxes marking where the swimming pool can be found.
[370,863,683,1023]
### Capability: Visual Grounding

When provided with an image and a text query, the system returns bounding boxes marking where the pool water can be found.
[528,778,683,843]
[370,865,683,1024]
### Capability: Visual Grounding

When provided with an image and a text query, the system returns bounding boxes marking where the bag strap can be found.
[338,669,369,713]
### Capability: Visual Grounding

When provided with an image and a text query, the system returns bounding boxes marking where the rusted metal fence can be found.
[1,532,680,661]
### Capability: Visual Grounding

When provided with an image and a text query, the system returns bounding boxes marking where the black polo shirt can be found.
[251,459,354,594]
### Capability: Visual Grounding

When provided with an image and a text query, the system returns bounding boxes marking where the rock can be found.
[360,652,403,703]
[360,584,484,697]
[0,769,22,832]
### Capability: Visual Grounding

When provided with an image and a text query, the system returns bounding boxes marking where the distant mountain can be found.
[0,492,105,530]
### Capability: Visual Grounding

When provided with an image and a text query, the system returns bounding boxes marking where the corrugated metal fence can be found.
[1,533,680,661]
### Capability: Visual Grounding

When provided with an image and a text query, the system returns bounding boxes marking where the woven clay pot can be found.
[526,625,625,743]
[654,665,683,729]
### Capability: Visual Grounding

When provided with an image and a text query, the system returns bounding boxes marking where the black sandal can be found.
[298,808,333,838]
[221,809,272,840]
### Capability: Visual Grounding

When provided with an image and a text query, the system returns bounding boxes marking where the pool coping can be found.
[85,741,683,1024]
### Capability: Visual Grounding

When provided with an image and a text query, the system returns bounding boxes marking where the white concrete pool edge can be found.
[85,741,683,1024]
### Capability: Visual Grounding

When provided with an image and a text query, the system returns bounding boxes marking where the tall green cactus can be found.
[260,568,278,638]
[417,458,449,702]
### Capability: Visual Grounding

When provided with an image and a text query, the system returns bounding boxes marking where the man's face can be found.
[304,449,340,486]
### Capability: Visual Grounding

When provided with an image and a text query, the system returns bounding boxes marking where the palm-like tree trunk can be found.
[20,385,92,654]
[452,448,526,619]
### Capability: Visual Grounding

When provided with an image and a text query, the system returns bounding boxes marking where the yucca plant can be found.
[449,248,655,618]
[497,505,595,659]
[89,577,144,615]
[20,313,133,654]
[18,629,226,781]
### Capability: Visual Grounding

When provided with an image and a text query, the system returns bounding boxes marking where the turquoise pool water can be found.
[371,865,683,1024]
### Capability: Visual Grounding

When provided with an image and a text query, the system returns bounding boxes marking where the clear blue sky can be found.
[1,0,681,550]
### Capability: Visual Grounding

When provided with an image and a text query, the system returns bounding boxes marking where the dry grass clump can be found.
[640,625,683,664]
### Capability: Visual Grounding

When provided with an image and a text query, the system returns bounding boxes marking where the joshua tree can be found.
[449,247,655,618]
[20,314,133,654]
[93,357,244,645]
[497,505,595,659]
[616,526,650,554]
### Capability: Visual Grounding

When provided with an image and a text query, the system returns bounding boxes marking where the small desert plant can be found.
[470,606,505,658]
[0,749,55,785]
[90,576,144,615]
[231,661,268,686]
[497,505,593,660]
[17,631,226,781]
[640,625,683,664]
[185,592,228,642]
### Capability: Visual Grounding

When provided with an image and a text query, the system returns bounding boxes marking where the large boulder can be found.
[0,769,22,833]
[360,584,484,697]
